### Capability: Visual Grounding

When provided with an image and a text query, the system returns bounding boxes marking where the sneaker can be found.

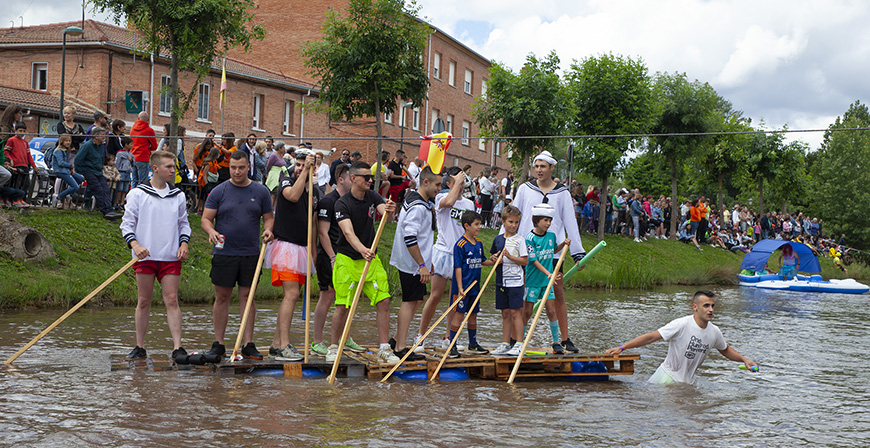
[506,343,523,356]
[326,344,339,362]
[345,337,365,353]
[171,346,188,360]
[125,345,147,360]
[634,237,642,243]
[466,343,490,355]
[12,200,25,208]
[311,341,329,356]
[388,337,396,350]
[412,334,426,353]
[275,344,303,362]
[377,346,401,364]
[394,347,425,362]
[552,343,565,355]
[491,342,511,355]
[241,342,263,360]
[562,338,580,353]
[205,341,226,357]
[440,337,451,350]
[268,346,281,358]
[448,345,461,359]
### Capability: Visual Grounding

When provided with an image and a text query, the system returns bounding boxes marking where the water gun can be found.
[532,240,606,314]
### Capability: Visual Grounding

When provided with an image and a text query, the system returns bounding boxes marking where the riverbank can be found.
[1,208,866,308]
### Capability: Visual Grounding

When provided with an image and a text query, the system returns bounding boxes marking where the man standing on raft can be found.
[605,290,757,384]
[508,150,585,354]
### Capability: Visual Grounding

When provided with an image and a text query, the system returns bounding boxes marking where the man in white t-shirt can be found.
[605,291,757,384]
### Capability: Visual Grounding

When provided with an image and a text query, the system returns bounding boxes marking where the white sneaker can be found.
[326,344,339,362]
[634,237,642,243]
[413,334,425,353]
[491,342,511,355]
[440,337,451,349]
[377,346,401,364]
[275,344,303,362]
[506,343,523,356]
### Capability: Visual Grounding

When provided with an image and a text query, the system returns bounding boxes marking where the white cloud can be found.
[715,26,807,88]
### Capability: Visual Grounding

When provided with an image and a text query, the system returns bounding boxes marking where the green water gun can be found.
[532,240,606,314]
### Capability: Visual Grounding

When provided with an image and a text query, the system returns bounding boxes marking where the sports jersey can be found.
[390,190,435,274]
[274,173,321,246]
[656,315,727,384]
[334,189,385,260]
[525,230,556,288]
[317,189,343,247]
[121,183,191,262]
[433,190,475,253]
[451,235,483,299]
[509,180,585,262]
[490,233,527,288]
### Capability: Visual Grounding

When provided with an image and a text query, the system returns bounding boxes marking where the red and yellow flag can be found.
[219,58,227,110]
[418,131,452,174]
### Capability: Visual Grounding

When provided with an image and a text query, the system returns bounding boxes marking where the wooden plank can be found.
[283,363,302,378]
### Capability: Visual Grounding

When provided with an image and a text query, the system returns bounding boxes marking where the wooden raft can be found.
[110,353,366,378]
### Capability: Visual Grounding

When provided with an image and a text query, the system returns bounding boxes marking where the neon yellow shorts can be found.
[333,253,391,307]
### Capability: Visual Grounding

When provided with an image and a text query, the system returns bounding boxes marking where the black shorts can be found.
[210,254,259,288]
[399,271,427,302]
[495,285,524,310]
[315,247,333,291]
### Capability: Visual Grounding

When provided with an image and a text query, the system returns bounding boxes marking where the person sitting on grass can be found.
[446,210,497,358]
[605,290,757,384]
[489,205,528,357]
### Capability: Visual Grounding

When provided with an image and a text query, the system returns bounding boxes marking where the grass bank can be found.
[2,208,867,309]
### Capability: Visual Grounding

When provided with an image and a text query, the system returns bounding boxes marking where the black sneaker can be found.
[394,347,425,362]
[466,343,490,355]
[388,337,396,350]
[448,345,461,359]
[241,342,263,360]
[125,346,147,360]
[171,346,188,360]
[551,343,565,355]
[562,338,579,353]
[268,346,281,358]
[205,341,226,357]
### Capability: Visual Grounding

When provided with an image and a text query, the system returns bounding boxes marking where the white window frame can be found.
[494,141,500,156]
[448,61,456,87]
[399,106,407,128]
[31,62,48,91]
[479,137,486,152]
[159,75,172,116]
[464,69,473,95]
[252,94,264,131]
[446,114,453,135]
[283,100,294,135]
[412,107,420,130]
[384,110,392,124]
[197,83,211,122]
[431,108,439,132]
[461,121,470,146]
[433,52,441,79]
[481,78,488,98]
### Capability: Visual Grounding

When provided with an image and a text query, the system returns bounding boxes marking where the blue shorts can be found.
[495,285,524,310]
[525,286,554,304]
[779,264,797,278]
[451,289,481,314]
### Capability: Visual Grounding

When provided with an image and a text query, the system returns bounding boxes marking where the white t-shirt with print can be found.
[434,190,475,253]
[656,315,727,384]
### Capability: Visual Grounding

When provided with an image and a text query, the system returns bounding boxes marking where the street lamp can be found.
[59,26,84,118]
[399,102,414,155]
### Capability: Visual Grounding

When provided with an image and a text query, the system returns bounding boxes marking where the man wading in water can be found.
[605,290,757,384]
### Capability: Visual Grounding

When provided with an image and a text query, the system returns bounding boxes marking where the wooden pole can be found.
[230,242,267,362]
[327,210,391,385]
[5,257,139,365]
[304,165,314,363]
[380,280,477,383]
[507,245,569,384]
[429,251,504,383]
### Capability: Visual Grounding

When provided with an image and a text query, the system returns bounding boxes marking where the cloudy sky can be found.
[8,0,870,151]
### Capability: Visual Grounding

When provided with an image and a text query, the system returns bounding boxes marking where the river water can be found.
[1,286,868,447]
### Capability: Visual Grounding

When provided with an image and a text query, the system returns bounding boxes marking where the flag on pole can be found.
[219,58,227,110]
[418,131,452,174]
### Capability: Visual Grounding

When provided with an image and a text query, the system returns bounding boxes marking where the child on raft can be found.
[778,244,800,280]
[489,205,528,356]
[524,203,570,354]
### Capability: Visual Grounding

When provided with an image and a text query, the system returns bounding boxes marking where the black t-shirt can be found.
[388,160,404,186]
[317,189,343,247]
[334,189,385,259]
[274,174,321,245]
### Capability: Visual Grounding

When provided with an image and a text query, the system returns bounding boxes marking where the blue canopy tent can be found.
[739,239,821,273]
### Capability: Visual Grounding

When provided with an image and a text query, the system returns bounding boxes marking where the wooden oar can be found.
[429,251,505,383]
[327,210,391,385]
[230,242,267,362]
[5,257,139,365]
[508,245,569,384]
[304,165,314,363]
[380,280,478,383]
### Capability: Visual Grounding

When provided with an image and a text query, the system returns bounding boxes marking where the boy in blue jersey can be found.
[448,210,496,358]
[525,204,570,354]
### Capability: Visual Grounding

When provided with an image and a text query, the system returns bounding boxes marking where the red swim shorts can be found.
[134,260,182,281]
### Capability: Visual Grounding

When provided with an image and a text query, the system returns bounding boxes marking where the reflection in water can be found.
[1,286,869,447]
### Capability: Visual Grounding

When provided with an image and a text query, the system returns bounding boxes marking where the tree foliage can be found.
[302,0,429,189]
[696,112,751,210]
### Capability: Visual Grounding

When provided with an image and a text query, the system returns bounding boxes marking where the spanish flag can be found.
[418,131,452,174]
[219,58,227,110]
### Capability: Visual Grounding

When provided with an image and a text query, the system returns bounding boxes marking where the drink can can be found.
[215,235,225,249]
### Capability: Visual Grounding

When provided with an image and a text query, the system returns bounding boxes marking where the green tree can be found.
[566,53,655,239]
[809,101,870,247]
[474,51,571,178]
[650,72,724,238]
[768,140,809,212]
[698,112,751,210]
[93,0,265,153]
[302,0,429,191]
[622,151,673,198]
[743,129,784,214]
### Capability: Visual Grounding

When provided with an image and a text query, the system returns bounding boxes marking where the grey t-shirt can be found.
[205,181,273,256]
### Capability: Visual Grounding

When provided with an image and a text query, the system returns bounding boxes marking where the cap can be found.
[532,203,555,219]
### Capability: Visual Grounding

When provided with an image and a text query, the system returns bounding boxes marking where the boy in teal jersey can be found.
[524,203,570,354]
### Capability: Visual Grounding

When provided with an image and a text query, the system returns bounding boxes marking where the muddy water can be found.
[1,286,868,447]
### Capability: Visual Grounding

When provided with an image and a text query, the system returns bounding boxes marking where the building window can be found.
[479,137,486,152]
[481,79,488,98]
[384,110,392,124]
[197,83,210,121]
[448,61,456,87]
[399,105,407,128]
[412,107,420,130]
[253,94,264,130]
[464,69,473,95]
[494,141,500,156]
[433,52,441,79]
[462,121,470,146]
[31,63,48,91]
[431,108,439,132]
[446,114,453,135]
[283,100,295,134]
[159,75,172,115]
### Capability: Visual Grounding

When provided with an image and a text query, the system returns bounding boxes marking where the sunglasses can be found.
[353,174,374,182]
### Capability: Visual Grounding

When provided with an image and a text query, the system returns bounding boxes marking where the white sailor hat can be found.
[532,203,555,219]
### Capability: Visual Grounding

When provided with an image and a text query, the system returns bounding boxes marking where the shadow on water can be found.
[1,285,869,447]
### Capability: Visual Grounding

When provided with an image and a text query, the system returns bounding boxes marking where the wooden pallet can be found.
[490,353,638,380]
[109,352,366,378]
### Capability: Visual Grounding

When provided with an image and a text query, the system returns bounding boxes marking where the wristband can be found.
[619,345,625,351]
[418,263,427,269]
